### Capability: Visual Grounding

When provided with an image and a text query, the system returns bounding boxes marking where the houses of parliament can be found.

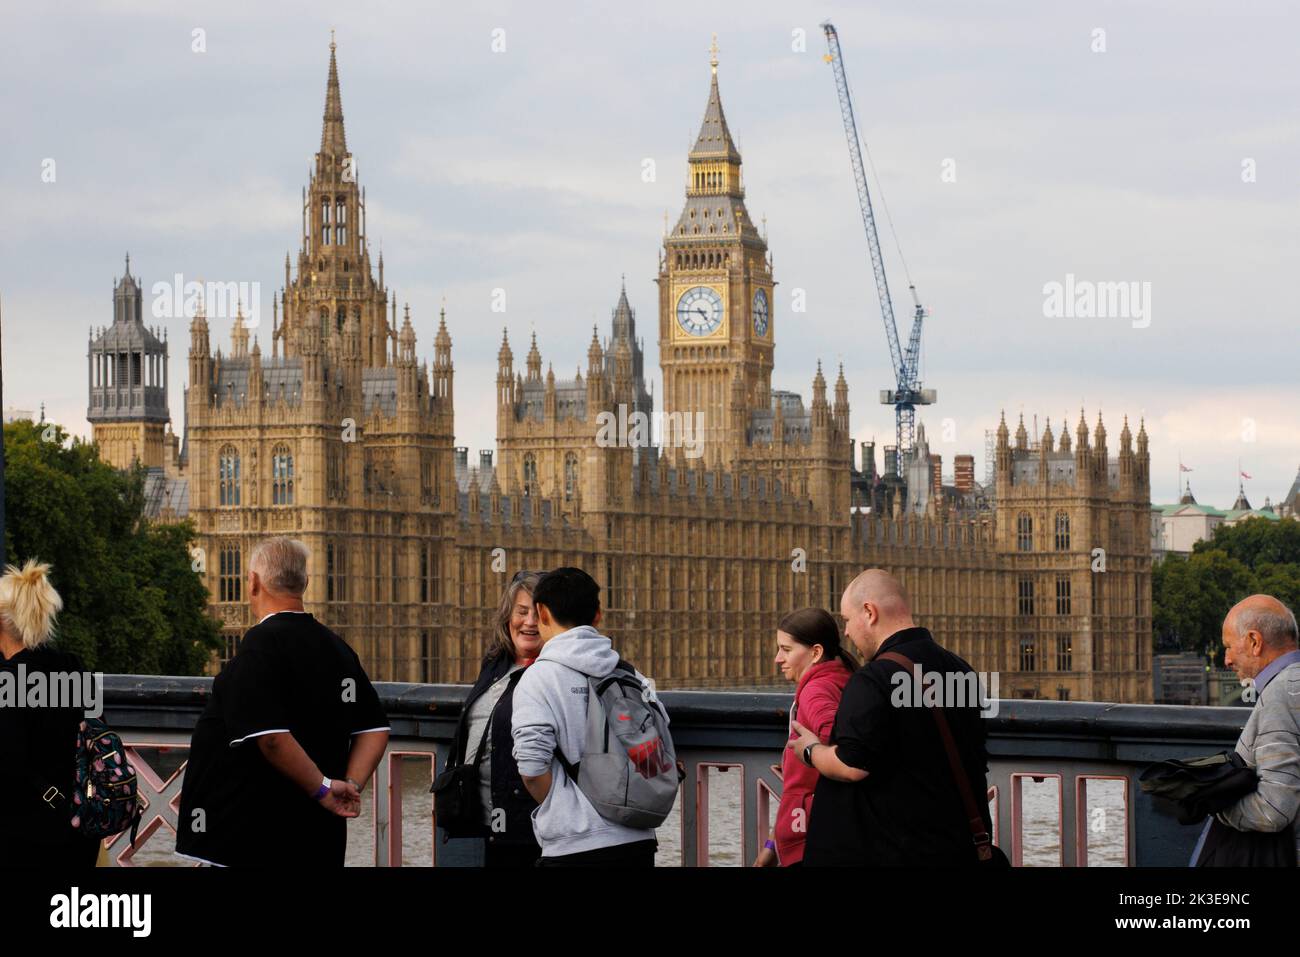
[85,39,1153,702]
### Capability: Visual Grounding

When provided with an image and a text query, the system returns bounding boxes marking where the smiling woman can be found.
[434,570,544,867]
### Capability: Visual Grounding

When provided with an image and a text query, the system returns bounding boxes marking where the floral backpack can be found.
[71,717,142,846]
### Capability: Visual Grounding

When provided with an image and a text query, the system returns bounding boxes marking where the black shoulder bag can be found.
[878,651,1011,868]
[430,670,524,839]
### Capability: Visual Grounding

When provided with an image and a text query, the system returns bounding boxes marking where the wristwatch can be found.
[802,743,817,768]
[314,777,332,801]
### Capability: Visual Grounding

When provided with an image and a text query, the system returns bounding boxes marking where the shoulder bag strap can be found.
[463,669,522,769]
[876,650,994,862]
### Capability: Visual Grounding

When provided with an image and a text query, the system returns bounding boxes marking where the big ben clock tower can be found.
[658,35,774,469]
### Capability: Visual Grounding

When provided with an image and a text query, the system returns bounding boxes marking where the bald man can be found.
[795,569,997,866]
[1189,594,1300,865]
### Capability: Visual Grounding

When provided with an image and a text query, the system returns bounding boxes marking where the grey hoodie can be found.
[511,624,663,857]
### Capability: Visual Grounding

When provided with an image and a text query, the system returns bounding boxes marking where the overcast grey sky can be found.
[2,0,1296,507]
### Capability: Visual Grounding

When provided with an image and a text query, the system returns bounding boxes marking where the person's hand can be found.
[321,778,361,818]
[788,719,820,758]
[753,844,778,867]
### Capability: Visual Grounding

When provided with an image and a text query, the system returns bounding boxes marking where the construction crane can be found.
[821,21,935,458]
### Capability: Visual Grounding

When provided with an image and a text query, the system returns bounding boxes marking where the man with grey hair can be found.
[1190,593,1300,865]
[177,537,390,866]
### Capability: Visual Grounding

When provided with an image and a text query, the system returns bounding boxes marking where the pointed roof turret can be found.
[434,303,451,351]
[1285,465,1300,509]
[526,331,541,380]
[690,34,742,163]
[321,32,348,156]
[611,275,634,340]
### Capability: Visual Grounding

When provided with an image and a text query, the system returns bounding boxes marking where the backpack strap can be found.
[876,650,994,863]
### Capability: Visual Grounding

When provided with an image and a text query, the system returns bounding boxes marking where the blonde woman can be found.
[0,560,100,867]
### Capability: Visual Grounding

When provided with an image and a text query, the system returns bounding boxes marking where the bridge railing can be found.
[99,676,1247,867]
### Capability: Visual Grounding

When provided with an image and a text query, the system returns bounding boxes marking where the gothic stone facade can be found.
[89,41,1152,701]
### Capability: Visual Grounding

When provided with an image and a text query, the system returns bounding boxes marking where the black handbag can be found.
[431,706,494,838]
[431,670,525,838]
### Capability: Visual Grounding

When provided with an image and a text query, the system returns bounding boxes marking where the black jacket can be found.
[448,649,539,848]
[0,645,100,867]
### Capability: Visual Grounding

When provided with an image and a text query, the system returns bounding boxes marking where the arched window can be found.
[219,445,241,506]
[1016,512,1033,551]
[564,453,578,502]
[1050,512,1071,548]
[219,543,242,602]
[272,444,294,505]
[1054,511,1070,550]
[523,454,538,496]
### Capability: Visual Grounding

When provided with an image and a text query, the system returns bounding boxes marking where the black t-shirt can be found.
[803,627,993,867]
[176,612,388,866]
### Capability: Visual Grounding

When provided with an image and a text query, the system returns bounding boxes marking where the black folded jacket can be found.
[1138,750,1258,825]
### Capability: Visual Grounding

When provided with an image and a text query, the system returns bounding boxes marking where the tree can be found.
[1154,551,1257,660]
[1195,515,1300,567]
[1155,516,1300,663]
[2,420,220,673]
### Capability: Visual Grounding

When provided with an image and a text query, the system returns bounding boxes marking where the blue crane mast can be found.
[822,21,935,458]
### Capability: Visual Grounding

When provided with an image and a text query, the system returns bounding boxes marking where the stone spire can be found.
[526,331,541,381]
[691,34,741,163]
[321,32,347,156]
[612,275,634,341]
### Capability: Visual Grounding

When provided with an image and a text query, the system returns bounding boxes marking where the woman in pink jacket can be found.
[754,607,856,867]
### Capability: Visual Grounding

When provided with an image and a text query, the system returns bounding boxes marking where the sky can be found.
[2,0,1297,507]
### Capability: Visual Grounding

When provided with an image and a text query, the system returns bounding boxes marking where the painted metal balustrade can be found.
[99,676,1247,867]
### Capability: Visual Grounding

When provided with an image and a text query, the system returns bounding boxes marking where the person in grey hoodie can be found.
[511,567,661,866]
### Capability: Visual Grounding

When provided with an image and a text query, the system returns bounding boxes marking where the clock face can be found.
[752,289,769,337]
[676,286,723,336]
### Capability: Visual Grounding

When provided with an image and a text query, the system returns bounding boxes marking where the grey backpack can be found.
[552,659,680,829]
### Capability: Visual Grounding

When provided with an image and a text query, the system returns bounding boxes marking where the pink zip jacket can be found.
[775,659,853,866]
